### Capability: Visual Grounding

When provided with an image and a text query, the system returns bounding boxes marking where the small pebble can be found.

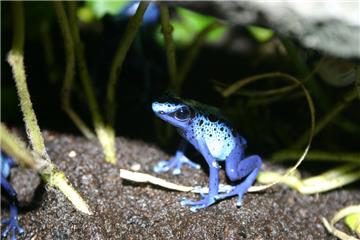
[68,150,77,158]
[130,163,141,171]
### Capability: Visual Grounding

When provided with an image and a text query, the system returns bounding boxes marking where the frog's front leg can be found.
[1,176,25,239]
[153,140,200,175]
[180,141,219,212]
[216,147,261,206]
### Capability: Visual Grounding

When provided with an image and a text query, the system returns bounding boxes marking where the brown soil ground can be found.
[2,131,359,240]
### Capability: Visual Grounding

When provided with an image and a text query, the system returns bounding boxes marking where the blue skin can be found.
[152,96,262,212]
[1,153,25,240]
[120,1,159,25]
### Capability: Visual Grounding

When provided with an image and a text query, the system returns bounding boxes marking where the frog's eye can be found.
[174,107,191,121]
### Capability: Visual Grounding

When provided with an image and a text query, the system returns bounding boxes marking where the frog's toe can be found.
[190,204,207,213]
[236,199,243,207]
[175,154,200,171]
[180,198,199,206]
[153,154,200,175]
[189,200,215,212]
[172,168,181,175]
[180,197,208,206]
[185,160,201,170]
[214,191,245,207]
[1,218,25,240]
[153,160,171,173]
[214,194,223,200]
[219,184,234,193]
[1,225,10,238]
[214,192,232,200]
[180,196,215,212]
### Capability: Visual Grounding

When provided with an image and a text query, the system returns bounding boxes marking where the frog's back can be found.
[191,112,237,160]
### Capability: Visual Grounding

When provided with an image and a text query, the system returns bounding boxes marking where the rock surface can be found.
[171,1,360,59]
[10,168,41,208]
[2,131,359,239]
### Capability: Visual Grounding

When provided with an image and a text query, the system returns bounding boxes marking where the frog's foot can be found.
[180,196,216,212]
[1,217,25,240]
[153,151,200,175]
[215,185,250,207]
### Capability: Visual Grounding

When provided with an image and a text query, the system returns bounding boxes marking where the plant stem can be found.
[222,58,324,98]
[67,2,116,164]
[106,1,149,126]
[10,2,24,53]
[356,66,360,99]
[272,150,360,164]
[1,124,47,172]
[0,124,92,215]
[222,72,303,97]
[7,2,48,160]
[159,4,179,94]
[6,2,91,215]
[53,1,95,139]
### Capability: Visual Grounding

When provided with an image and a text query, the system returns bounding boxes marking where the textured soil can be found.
[2,131,359,240]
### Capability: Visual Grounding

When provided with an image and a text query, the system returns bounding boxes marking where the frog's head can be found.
[152,100,194,130]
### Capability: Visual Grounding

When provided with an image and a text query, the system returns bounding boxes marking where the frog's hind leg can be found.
[215,153,262,206]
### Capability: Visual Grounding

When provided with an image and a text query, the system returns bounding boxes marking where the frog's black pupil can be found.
[175,107,190,120]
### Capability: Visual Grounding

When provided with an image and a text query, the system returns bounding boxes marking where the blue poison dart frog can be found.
[1,152,25,240]
[152,95,262,212]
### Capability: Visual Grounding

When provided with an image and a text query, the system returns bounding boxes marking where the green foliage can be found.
[155,7,226,46]
[345,212,360,236]
[78,0,129,22]
[257,164,360,194]
[247,25,274,42]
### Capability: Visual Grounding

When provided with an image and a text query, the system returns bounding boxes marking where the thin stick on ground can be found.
[53,1,95,139]
[119,169,234,193]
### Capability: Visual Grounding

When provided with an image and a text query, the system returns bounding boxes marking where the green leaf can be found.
[247,25,274,42]
[345,212,360,236]
[156,7,227,47]
[78,0,129,22]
